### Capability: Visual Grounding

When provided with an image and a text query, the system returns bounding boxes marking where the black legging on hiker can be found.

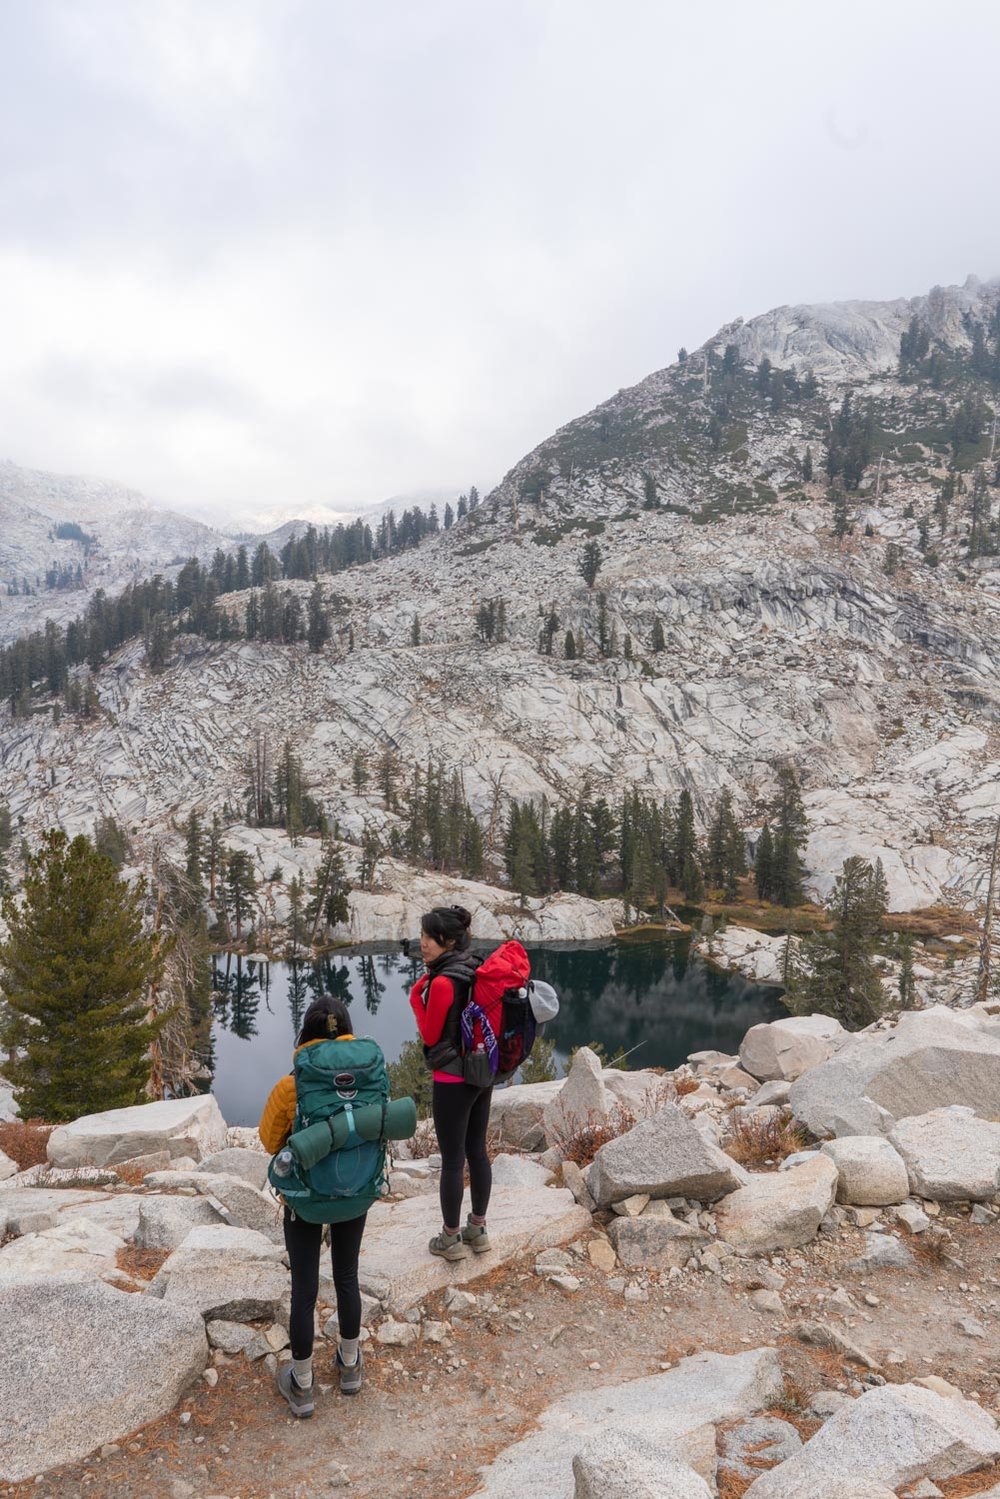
[283,1208,367,1359]
[433,1080,493,1229]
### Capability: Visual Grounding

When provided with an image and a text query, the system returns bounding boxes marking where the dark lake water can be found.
[209,937,785,1127]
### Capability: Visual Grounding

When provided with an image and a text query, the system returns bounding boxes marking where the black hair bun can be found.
[452,904,472,929]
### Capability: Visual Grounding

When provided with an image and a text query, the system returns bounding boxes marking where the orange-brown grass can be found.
[674,1075,701,1097]
[717,1470,753,1499]
[0,1118,53,1169]
[940,1465,1000,1496]
[725,1110,808,1169]
[116,1245,170,1285]
[113,1161,150,1188]
[556,1104,637,1167]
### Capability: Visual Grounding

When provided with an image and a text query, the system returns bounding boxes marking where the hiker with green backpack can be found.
[259,994,413,1417]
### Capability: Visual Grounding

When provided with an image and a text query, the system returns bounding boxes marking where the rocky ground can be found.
[6,1005,1000,1496]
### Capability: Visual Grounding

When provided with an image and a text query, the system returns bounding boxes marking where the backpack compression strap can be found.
[328,1101,361,1149]
[460,1001,499,1073]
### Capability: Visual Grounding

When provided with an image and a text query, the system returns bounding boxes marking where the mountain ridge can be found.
[3,274,1000,926]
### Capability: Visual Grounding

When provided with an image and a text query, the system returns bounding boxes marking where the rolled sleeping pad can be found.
[289,1096,418,1171]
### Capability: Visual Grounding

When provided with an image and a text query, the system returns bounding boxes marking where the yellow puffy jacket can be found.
[257,1035,355,1155]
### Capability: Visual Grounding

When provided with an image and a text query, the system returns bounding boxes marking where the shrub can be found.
[518,1037,557,1084]
[0,1119,53,1170]
[556,1103,636,1167]
[388,1038,433,1121]
[724,1109,807,1169]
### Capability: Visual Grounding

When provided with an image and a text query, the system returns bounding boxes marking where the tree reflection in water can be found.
[209,938,787,1125]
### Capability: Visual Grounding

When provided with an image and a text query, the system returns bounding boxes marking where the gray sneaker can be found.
[461,1217,492,1254]
[276,1363,315,1418]
[428,1228,469,1261]
[337,1344,364,1396]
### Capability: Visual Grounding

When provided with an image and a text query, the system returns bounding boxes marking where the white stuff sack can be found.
[527,979,559,1024]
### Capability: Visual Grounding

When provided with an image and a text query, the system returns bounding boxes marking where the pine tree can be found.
[579,540,603,589]
[145,612,170,674]
[377,749,399,810]
[706,790,746,900]
[224,850,258,941]
[184,810,204,894]
[897,934,916,1009]
[772,768,808,907]
[673,790,698,885]
[651,618,666,653]
[802,446,813,482]
[307,836,351,941]
[287,873,306,953]
[755,821,775,901]
[563,630,576,660]
[789,856,887,1030]
[410,615,421,646]
[0,829,166,1120]
[93,814,129,869]
[351,751,369,794]
[0,803,11,892]
[306,582,329,654]
[832,488,850,540]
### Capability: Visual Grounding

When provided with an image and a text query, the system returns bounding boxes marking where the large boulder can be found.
[47,1094,228,1168]
[490,1080,563,1150]
[789,1006,1000,1138]
[135,1195,224,1250]
[142,1170,282,1239]
[590,1105,742,1209]
[888,1108,1000,1200]
[0,1187,107,1239]
[740,1015,846,1083]
[572,1429,712,1498]
[0,1215,126,1287]
[745,1382,1000,1496]
[147,1224,289,1323]
[0,1279,207,1483]
[472,1348,784,1497]
[715,1156,838,1255]
[543,1048,613,1145]
[819,1136,909,1206]
[607,1212,709,1271]
[357,1185,590,1314]
[198,1147,269,1190]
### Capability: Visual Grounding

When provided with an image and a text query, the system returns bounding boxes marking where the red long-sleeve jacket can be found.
[409,973,464,1084]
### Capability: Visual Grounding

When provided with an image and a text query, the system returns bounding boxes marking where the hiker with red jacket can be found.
[410,906,489,1260]
[411,905,536,1261]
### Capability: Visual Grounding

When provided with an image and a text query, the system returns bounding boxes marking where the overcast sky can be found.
[1,1,999,529]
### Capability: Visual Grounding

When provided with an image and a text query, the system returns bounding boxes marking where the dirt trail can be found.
[7,1211,1000,1499]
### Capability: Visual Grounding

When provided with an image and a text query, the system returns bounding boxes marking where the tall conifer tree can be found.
[0,830,165,1120]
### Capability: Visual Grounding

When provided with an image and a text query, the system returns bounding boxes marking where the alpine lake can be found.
[209,933,786,1127]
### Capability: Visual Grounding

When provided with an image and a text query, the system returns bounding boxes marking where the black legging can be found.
[432,1080,493,1229]
[283,1208,367,1359]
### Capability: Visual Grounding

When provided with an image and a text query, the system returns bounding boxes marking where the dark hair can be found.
[297,996,353,1047]
[420,905,472,952]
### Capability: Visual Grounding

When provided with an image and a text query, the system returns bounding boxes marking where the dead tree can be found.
[976,814,1000,1005]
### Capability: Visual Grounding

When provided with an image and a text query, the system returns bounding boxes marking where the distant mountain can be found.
[0,461,457,644]
[5,277,1000,928]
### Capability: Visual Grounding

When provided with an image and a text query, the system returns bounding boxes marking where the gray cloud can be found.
[0,0,999,526]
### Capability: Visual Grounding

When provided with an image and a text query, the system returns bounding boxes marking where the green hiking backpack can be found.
[267,1036,390,1223]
